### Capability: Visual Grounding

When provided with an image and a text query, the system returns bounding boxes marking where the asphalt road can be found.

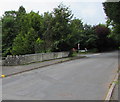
[2,51,118,100]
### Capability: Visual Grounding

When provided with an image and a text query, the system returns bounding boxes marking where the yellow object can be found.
[1,75,5,78]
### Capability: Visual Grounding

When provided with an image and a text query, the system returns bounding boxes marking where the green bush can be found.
[68,49,77,57]
[89,48,98,53]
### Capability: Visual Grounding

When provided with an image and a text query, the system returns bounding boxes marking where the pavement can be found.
[110,83,119,101]
[2,51,119,100]
[1,56,85,77]
[110,72,119,101]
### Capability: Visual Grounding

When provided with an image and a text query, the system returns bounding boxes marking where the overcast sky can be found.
[0,0,107,25]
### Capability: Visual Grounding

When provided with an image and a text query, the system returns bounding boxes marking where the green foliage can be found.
[89,48,98,53]
[2,13,18,56]
[68,19,84,48]
[83,24,97,49]
[51,4,73,51]
[12,28,37,55]
[41,12,54,52]
[18,6,26,14]
[103,2,120,24]
[103,2,120,47]
[35,38,44,53]
[2,3,119,56]
[68,49,77,57]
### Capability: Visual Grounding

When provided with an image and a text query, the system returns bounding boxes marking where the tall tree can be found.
[2,6,27,57]
[83,24,97,50]
[103,2,120,24]
[16,6,26,33]
[94,24,111,51]
[11,11,43,55]
[41,12,54,52]
[2,11,18,56]
[67,18,84,49]
[52,4,73,51]
[103,2,120,46]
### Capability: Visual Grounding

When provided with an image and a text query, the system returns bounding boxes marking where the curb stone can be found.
[105,72,119,101]
[1,56,85,78]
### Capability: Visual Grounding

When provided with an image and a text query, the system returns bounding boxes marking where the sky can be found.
[0,0,108,25]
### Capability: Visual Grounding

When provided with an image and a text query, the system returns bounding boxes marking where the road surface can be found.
[2,51,118,100]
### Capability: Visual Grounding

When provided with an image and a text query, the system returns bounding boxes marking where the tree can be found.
[41,12,54,52]
[12,28,38,55]
[103,2,120,47]
[19,11,42,35]
[103,2,120,24]
[94,24,111,51]
[4,11,17,18]
[2,12,18,56]
[83,24,97,50]
[2,6,26,57]
[11,10,44,55]
[35,37,44,53]
[95,24,110,38]
[51,4,73,51]
[67,18,84,49]
[11,10,43,55]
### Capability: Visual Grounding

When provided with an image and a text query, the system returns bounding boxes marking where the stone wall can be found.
[2,52,69,66]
